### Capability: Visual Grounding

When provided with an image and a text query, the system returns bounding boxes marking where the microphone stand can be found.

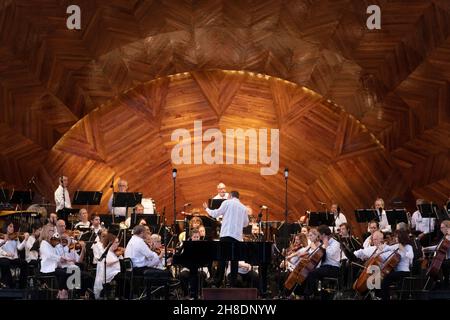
[162,207,168,269]
[172,169,177,239]
[110,176,115,225]
[282,168,289,298]
[265,207,269,242]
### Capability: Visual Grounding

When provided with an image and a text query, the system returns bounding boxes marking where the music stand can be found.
[308,211,334,227]
[0,189,10,203]
[57,208,80,226]
[208,199,226,210]
[130,213,160,229]
[354,209,379,224]
[10,190,34,207]
[72,191,103,212]
[385,209,408,227]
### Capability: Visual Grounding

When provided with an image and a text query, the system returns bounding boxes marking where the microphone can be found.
[260,205,268,210]
[172,168,177,178]
[28,176,36,184]
[110,175,115,188]
[284,168,289,178]
[317,201,326,205]
[184,203,191,207]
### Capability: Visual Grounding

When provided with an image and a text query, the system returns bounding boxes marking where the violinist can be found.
[23,222,42,267]
[280,233,308,271]
[301,225,341,298]
[0,221,28,289]
[379,229,414,300]
[423,220,450,289]
[124,225,162,276]
[94,232,122,299]
[411,199,436,246]
[38,224,71,299]
[92,231,108,265]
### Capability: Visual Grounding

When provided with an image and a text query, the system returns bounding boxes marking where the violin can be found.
[50,236,61,247]
[0,232,26,241]
[114,246,125,257]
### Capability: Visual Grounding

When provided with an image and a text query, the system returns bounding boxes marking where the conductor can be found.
[203,190,249,287]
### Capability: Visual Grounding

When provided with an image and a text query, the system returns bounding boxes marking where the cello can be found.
[426,237,450,279]
[353,246,401,294]
[284,244,324,290]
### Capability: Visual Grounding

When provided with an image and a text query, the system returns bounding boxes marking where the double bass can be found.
[284,244,324,290]
[426,237,450,279]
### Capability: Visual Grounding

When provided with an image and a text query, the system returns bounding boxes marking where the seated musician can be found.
[226,261,259,290]
[92,231,108,265]
[74,208,91,231]
[90,214,103,236]
[411,199,436,247]
[339,223,362,252]
[199,225,207,240]
[179,216,203,243]
[0,221,28,289]
[123,203,146,229]
[178,228,210,299]
[280,233,309,271]
[94,232,122,299]
[423,220,450,289]
[38,224,71,299]
[55,219,66,237]
[124,225,163,274]
[379,229,414,300]
[47,212,58,226]
[363,220,380,248]
[354,230,386,261]
[22,222,42,268]
[330,203,347,234]
[301,225,341,298]
[250,224,264,241]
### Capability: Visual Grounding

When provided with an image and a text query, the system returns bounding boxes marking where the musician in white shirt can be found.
[74,208,91,231]
[125,225,162,274]
[330,203,347,233]
[213,182,229,199]
[363,220,380,248]
[423,220,450,289]
[54,176,71,211]
[108,179,128,217]
[55,219,66,237]
[203,191,249,287]
[379,230,414,300]
[411,199,436,246]
[38,224,70,299]
[0,222,28,288]
[21,223,41,264]
[94,233,122,299]
[372,198,392,233]
[302,225,341,298]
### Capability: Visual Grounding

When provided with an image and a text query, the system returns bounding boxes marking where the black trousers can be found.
[380,271,409,300]
[302,265,340,297]
[442,259,450,288]
[40,267,69,290]
[179,268,207,298]
[215,237,239,287]
[0,257,28,288]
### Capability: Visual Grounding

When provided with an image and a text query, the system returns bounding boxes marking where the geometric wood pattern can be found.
[1,1,449,236]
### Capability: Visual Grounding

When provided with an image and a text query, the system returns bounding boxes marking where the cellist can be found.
[301,225,341,298]
[423,220,450,289]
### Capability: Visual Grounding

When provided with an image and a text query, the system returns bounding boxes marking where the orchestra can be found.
[0,174,449,301]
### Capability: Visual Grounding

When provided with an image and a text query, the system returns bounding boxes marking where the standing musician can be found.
[108,179,128,218]
[411,199,436,247]
[372,198,391,233]
[213,183,229,200]
[94,232,122,299]
[0,221,28,289]
[423,220,450,289]
[300,225,341,298]
[54,176,71,212]
[203,190,249,287]
[330,204,347,234]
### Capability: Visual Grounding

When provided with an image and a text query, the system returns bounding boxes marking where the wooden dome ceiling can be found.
[1,0,449,228]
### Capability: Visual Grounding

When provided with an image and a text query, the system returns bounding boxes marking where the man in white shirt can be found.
[302,225,341,298]
[373,198,391,233]
[108,179,129,218]
[411,199,436,246]
[125,225,162,274]
[54,176,71,211]
[363,220,380,248]
[213,182,229,199]
[203,191,249,287]
[330,203,347,233]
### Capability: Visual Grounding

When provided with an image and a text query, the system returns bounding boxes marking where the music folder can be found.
[72,191,103,206]
[208,198,226,210]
